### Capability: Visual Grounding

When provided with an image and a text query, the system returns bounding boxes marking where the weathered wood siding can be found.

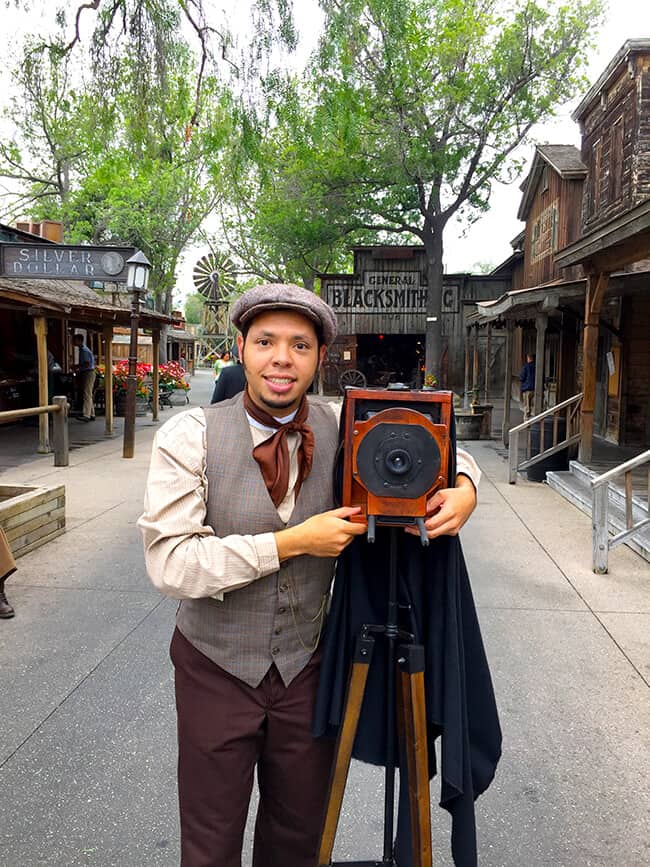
[321,246,510,393]
[621,293,650,445]
[580,54,650,232]
[522,170,583,287]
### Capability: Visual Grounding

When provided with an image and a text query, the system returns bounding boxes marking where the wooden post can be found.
[52,396,69,467]
[580,273,609,463]
[472,326,479,402]
[502,320,513,446]
[103,324,114,437]
[463,325,471,408]
[534,313,547,417]
[152,330,160,421]
[484,322,492,402]
[33,316,50,453]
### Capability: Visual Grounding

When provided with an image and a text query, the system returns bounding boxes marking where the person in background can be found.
[0,527,16,619]
[73,333,96,422]
[213,350,233,381]
[210,343,246,403]
[519,352,536,420]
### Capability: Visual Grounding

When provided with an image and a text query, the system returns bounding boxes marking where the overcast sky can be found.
[2,0,650,300]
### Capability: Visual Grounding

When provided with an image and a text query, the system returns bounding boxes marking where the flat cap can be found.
[230,283,338,346]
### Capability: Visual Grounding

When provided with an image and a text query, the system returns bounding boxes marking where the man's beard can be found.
[260,393,298,411]
[241,352,318,412]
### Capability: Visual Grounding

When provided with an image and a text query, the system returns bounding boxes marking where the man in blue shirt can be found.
[519,353,536,420]
[73,333,96,422]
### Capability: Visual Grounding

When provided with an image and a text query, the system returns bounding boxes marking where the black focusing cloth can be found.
[314,400,502,867]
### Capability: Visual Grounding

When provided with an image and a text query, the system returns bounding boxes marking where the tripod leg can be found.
[398,644,432,867]
[318,634,375,866]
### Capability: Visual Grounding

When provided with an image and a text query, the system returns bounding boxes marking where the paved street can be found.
[1,370,648,866]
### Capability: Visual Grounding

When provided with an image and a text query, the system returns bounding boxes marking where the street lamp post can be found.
[122,250,152,459]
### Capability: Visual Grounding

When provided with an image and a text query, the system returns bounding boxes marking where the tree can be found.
[3,0,298,134]
[286,0,604,378]
[184,291,205,324]
[0,3,231,314]
[0,0,302,311]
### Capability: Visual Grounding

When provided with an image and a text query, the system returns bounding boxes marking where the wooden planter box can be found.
[0,484,66,558]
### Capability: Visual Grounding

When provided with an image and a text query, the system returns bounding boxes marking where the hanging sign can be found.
[1,243,136,282]
[326,272,427,313]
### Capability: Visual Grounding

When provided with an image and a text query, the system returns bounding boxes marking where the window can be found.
[540,165,549,193]
[609,117,624,202]
[589,139,602,216]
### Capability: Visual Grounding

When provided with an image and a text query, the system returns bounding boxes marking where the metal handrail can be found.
[508,392,583,484]
[0,396,69,466]
[591,449,650,574]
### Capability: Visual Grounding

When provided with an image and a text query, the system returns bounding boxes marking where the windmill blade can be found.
[193,252,237,301]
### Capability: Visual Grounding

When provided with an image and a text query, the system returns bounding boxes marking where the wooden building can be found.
[0,224,169,452]
[557,39,650,458]
[319,246,510,395]
[469,144,588,431]
[471,39,650,461]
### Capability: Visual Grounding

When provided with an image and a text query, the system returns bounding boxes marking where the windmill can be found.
[193,252,237,363]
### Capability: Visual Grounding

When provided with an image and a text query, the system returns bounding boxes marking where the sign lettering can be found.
[327,282,428,313]
[1,243,136,282]
[364,270,420,289]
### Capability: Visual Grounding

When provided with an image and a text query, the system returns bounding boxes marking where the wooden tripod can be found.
[318,529,433,867]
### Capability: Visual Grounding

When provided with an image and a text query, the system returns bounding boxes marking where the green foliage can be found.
[0,1,233,313]
[312,0,603,232]
[0,0,298,310]
[222,0,603,372]
[184,292,206,325]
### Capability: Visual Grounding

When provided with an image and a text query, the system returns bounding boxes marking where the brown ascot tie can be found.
[243,389,315,508]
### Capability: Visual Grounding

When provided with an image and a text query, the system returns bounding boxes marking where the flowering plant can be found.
[424,373,437,388]
[158,361,190,390]
[112,360,152,397]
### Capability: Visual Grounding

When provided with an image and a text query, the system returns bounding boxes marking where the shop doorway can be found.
[357,334,425,387]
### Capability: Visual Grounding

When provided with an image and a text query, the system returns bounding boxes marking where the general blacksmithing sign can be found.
[327,271,428,312]
[1,243,136,282]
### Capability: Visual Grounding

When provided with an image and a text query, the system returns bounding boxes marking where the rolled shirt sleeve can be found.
[456,447,481,491]
[137,408,280,600]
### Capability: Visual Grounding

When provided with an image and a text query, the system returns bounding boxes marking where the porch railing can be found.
[592,450,650,574]
[0,396,69,466]
[508,393,583,484]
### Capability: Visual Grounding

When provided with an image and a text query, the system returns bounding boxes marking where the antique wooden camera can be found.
[341,385,453,545]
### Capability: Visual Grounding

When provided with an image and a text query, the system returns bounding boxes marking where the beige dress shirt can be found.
[138,407,481,600]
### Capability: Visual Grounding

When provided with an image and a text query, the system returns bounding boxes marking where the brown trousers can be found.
[170,628,336,867]
[0,528,16,583]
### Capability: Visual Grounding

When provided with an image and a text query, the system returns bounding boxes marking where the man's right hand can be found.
[275,507,367,561]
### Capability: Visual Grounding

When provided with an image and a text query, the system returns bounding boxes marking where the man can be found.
[138,284,481,867]
[73,333,96,422]
[519,352,536,420]
[0,527,16,619]
[210,343,246,403]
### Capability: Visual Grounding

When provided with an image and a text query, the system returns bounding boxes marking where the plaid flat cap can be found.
[230,283,338,346]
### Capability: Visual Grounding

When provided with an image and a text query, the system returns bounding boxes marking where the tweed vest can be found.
[175,393,338,688]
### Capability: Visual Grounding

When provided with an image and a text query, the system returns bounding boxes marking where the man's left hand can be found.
[404,474,477,541]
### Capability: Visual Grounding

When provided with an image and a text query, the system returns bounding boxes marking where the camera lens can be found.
[385,448,412,476]
[356,419,441,499]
